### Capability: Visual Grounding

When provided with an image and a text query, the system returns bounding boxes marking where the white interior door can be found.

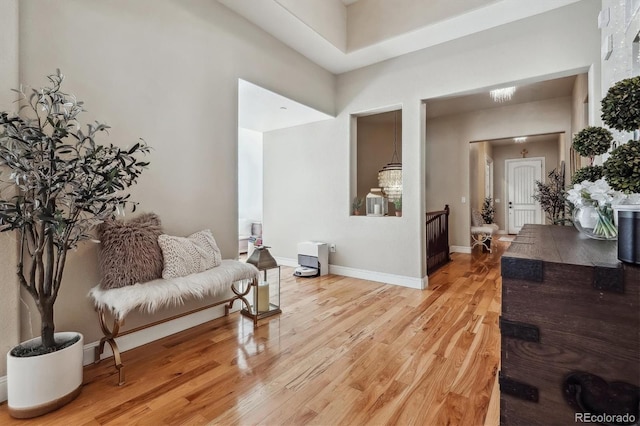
[506,158,544,234]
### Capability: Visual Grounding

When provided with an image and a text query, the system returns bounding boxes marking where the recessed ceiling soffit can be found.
[217,0,583,74]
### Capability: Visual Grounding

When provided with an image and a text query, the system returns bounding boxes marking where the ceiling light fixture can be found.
[514,137,527,143]
[490,86,516,102]
[378,111,402,203]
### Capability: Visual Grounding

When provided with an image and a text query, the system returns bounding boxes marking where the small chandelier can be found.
[378,110,402,203]
[490,86,516,102]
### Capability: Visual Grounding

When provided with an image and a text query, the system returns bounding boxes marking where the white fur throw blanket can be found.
[88,260,260,320]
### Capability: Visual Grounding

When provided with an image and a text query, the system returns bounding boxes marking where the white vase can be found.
[575,203,598,229]
[7,332,83,419]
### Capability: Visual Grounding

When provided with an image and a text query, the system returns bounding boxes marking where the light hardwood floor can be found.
[0,242,506,425]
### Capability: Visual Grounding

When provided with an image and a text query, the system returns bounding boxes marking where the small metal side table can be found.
[242,245,281,325]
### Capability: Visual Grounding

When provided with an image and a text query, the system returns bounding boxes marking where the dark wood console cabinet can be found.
[500,224,639,425]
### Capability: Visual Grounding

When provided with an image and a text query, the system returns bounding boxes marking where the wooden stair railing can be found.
[426,205,450,275]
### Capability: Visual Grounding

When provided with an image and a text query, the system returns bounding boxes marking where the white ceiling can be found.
[238,79,333,133]
[218,0,582,74]
[484,133,561,147]
[426,75,578,119]
[232,2,583,135]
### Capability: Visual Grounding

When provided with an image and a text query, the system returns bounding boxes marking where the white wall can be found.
[571,73,589,172]
[264,0,600,281]
[238,128,264,223]
[601,0,640,90]
[12,0,334,348]
[0,0,20,378]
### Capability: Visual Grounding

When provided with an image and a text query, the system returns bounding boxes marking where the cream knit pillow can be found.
[158,230,222,279]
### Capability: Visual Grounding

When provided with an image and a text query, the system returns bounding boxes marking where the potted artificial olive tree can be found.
[602,76,640,264]
[0,70,150,418]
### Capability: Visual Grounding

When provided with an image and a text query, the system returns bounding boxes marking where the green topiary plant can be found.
[572,126,613,165]
[571,165,604,185]
[601,76,640,194]
[601,76,640,132]
[603,140,640,194]
[0,70,150,352]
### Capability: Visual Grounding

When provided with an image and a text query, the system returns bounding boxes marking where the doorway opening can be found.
[469,132,563,235]
[505,157,544,234]
[237,79,332,257]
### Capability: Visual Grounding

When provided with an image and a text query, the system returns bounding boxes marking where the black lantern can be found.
[243,246,281,324]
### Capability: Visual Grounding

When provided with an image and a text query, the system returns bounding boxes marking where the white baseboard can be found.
[276,256,426,289]
[274,257,298,268]
[329,264,426,289]
[450,245,472,254]
[85,302,239,365]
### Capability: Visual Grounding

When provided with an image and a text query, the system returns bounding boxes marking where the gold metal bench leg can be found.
[226,278,255,315]
[96,309,126,386]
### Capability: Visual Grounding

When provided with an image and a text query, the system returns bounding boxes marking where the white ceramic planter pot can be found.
[7,332,83,419]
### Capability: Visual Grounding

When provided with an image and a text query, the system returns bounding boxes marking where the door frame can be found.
[505,157,545,234]
[485,155,494,199]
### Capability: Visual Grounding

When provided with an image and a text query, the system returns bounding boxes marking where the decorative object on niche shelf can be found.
[394,197,402,217]
[378,110,402,203]
[366,188,387,216]
[243,245,281,324]
[352,196,363,215]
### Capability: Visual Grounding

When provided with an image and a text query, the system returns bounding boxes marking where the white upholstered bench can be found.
[470,208,499,253]
[471,223,499,252]
[88,259,259,385]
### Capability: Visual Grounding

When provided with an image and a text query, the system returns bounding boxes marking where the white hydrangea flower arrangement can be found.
[567,179,625,239]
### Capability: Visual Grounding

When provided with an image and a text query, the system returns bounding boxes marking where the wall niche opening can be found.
[352,108,403,217]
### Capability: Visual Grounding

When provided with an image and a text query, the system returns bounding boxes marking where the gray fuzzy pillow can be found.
[98,213,164,289]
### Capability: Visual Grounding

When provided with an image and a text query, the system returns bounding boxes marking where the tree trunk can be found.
[41,301,56,348]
